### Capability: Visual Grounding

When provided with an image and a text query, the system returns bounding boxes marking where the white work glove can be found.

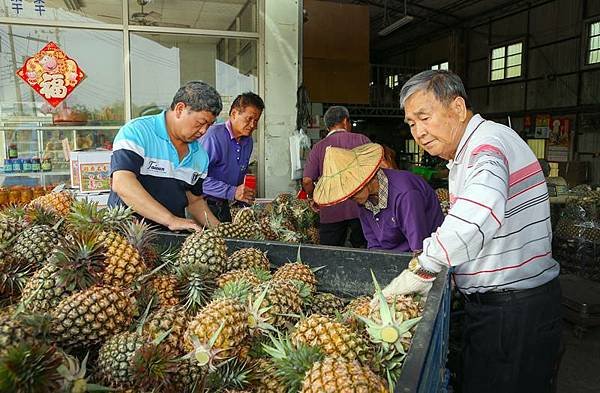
[370,261,436,309]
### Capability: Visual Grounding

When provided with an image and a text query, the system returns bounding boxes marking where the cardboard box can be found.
[558,161,589,187]
[77,151,112,193]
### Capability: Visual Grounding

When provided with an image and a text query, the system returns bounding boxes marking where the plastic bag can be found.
[289,128,310,180]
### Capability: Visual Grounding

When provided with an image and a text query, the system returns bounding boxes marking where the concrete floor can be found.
[557,322,600,393]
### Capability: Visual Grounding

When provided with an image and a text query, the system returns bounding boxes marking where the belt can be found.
[463,277,559,305]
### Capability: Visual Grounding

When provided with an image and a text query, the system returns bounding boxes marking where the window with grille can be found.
[490,42,523,81]
[588,21,600,65]
[386,74,400,88]
[431,61,449,70]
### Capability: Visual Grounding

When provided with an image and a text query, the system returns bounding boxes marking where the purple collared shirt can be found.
[200,121,252,201]
[360,168,444,253]
[303,130,371,224]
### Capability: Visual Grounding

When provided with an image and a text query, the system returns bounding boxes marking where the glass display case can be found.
[0,102,119,188]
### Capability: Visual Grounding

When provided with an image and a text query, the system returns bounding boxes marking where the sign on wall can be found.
[16,41,85,107]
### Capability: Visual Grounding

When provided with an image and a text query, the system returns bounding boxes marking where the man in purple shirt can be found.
[200,92,264,221]
[302,106,371,247]
[313,143,444,253]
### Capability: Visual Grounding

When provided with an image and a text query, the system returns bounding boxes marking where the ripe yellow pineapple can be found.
[28,189,73,217]
[227,248,270,272]
[343,295,371,328]
[143,306,189,356]
[301,357,387,393]
[149,274,179,307]
[184,297,249,362]
[233,207,257,227]
[216,269,262,288]
[272,262,317,293]
[215,222,260,240]
[99,230,148,287]
[250,279,303,328]
[51,285,137,348]
[291,314,368,362]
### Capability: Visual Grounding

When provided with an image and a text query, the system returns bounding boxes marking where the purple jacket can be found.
[303,130,371,223]
[360,169,444,253]
[200,121,252,201]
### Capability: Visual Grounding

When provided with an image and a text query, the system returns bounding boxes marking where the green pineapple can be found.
[305,292,347,317]
[0,343,63,393]
[12,207,63,266]
[96,331,148,389]
[177,229,228,277]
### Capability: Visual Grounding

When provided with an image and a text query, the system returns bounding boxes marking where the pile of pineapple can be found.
[228,194,320,244]
[0,190,424,393]
[435,188,450,216]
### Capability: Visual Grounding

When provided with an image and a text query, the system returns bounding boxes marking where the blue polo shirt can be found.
[108,111,209,220]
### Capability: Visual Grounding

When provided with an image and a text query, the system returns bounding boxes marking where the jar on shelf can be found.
[8,188,21,205]
[41,158,52,172]
[8,143,18,159]
[3,159,13,173]
[23,159,32,172]
[12,159,23,173]
[31,157,42,172]
[20,188,33,204]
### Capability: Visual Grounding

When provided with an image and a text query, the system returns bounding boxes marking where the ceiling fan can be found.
[98,0,190,28]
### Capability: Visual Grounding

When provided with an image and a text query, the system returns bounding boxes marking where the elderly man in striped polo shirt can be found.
[379,70,561,393]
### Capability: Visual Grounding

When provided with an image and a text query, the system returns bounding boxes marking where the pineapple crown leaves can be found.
[357,271,422,353]
[204,358,255,393]
[250,267,272,282]
[262,333,324,393]
[120,219,159,255]
[129,343,179,393]
[289,279,313,301]
[0,257,35,296]
[213,280,253,303]
[25,205,64,228]
[57,352,113,393]
[182,321,228,370]
[247,284,277,335]
[52,232,106,292]
[0,343,63,393]
[176,263,216,314]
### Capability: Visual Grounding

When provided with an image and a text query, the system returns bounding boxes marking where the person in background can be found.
[109,81,220,232]
[313,143,443,253]
[302,106,370,248]
[377,70,561,393]
[200,92,265,222]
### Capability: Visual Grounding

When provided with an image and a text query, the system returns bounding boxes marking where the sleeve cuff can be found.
[418,255,443,274]
[226,186,236,201]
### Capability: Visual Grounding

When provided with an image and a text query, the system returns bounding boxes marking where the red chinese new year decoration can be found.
[16,42,85,107]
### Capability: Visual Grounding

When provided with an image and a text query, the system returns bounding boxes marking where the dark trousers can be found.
[461,278,562,393]
[207,199,232,222]
[319,219,366,248]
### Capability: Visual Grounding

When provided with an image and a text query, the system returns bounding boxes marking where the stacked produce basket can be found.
[159,233,451,393]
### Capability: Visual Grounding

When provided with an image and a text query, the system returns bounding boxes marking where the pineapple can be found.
[233,207,257,227]
[272,261,318,293]
[216,269,262,288]
[144,306,189,356]
[20,231,105,314]
[177,229,228,277]
[28,189,73,217]
[291,314,368,362]
[122,219,160,266]
[343,296,371,328]
[99,229,148,287]
[51,285,137,348]
[215,222,260,240]
[12,207,63,266]
[149,275,179,307]
[0,206,25,243]
[435,188,449,202]
[306,292,347,317]
[305,226,320,244]
[0,311,51,356]
[172,357,204,392]
[301,357,387,393]
[250,280,303,328]
[227,248,271,271]
[253,358,287,393]
[0,253,34,300]
[129,343,179,393]
[97,331,148,389]
[184,297,250,362]
[205,358,255,392]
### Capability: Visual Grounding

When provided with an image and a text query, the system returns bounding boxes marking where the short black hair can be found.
[229,92,265,115]
[170,81,222,116]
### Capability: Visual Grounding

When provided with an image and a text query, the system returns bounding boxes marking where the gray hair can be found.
[170,80,223,116]
[323,106,350,129]
[399,70,471,109]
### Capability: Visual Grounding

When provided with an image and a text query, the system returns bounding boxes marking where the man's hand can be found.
[370,269,434,308]
[308,198,319,212]
[166,216,203,232]
[235,184,255,204]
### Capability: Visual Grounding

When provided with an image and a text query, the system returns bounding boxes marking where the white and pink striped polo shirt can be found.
[418,114,559,294]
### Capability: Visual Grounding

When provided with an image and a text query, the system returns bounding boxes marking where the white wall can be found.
[260,0,300,197]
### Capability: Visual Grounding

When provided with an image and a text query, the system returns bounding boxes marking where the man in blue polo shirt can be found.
[108,81,221,232]
[200,92,264,222]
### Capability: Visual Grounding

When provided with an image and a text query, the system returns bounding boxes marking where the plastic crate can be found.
[157,233,450,393]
